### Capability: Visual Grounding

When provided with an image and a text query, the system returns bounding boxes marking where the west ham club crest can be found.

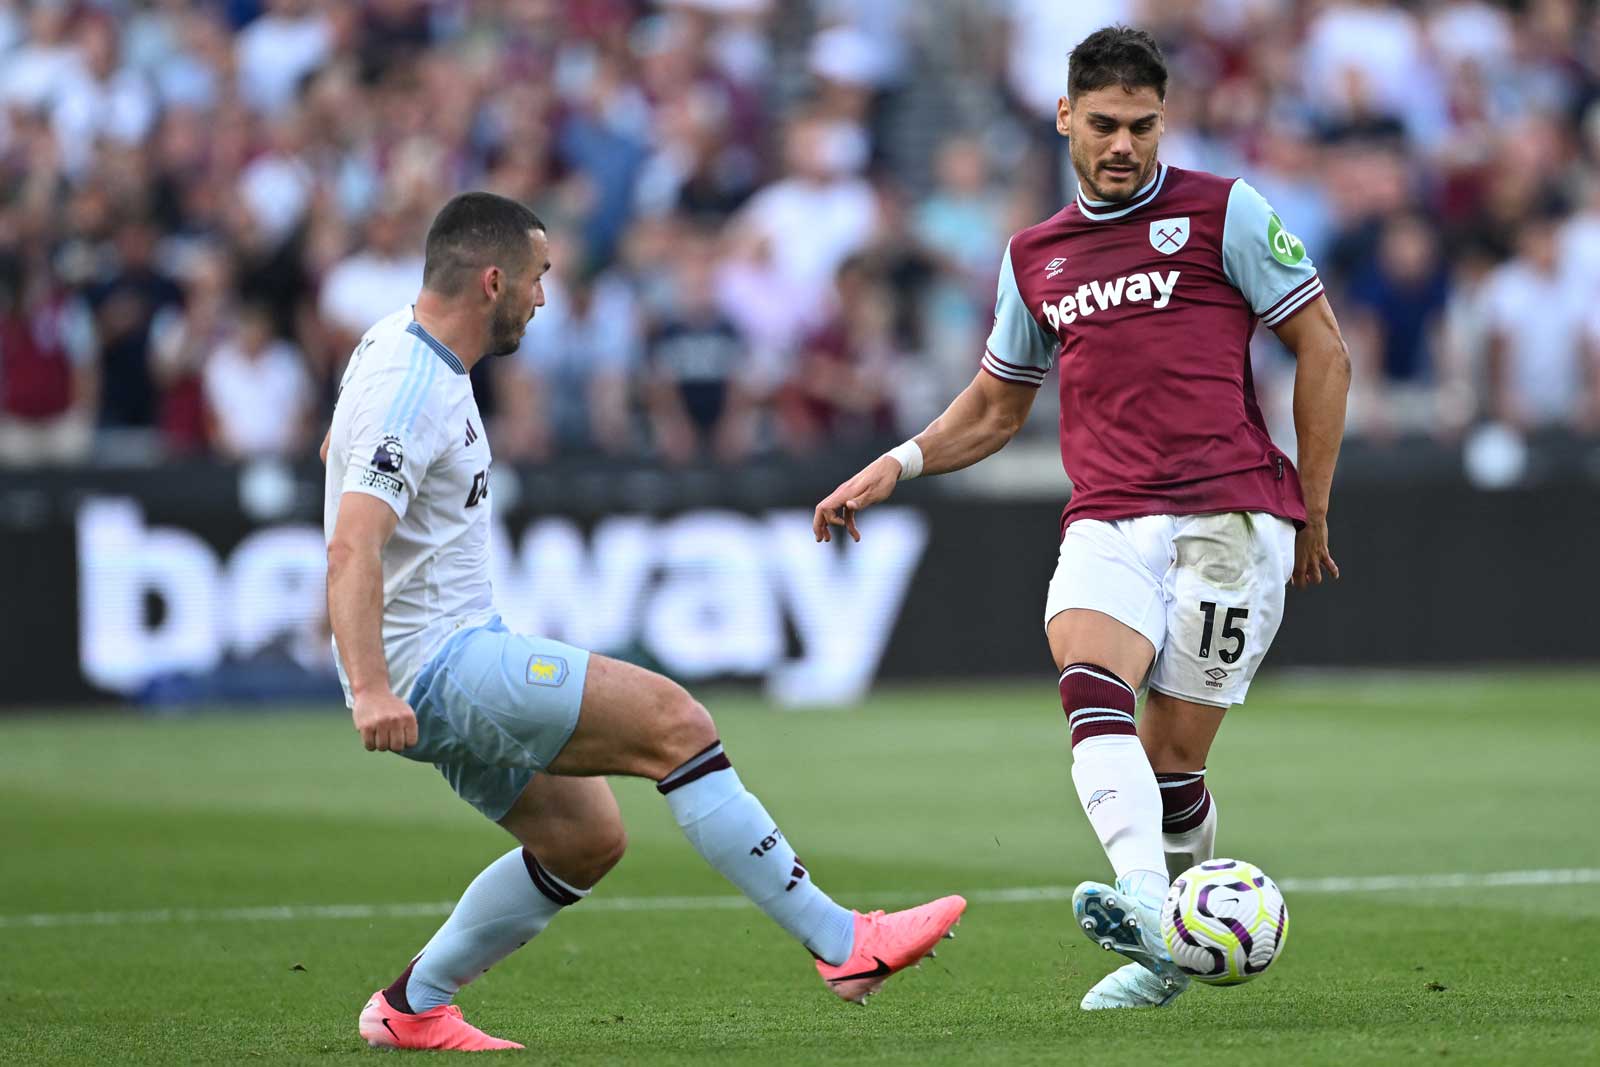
[1149,217,1190,255]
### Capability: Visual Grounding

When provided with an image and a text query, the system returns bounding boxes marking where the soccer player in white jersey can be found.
[324,192,965,1051]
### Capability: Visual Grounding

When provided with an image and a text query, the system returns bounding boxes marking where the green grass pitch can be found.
[3,671,1598,1065]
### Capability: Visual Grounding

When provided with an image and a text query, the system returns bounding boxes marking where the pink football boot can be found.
[358,990,524,1051]
[816,895,967,1003]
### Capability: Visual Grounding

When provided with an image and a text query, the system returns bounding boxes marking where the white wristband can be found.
[884,439,923,481]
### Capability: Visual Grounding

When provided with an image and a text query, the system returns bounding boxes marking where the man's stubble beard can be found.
[486,299,527,358]
[1071,140,1158,204]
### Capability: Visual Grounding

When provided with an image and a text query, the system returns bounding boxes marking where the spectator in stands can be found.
[238,106,319,252]
[146,2,234,112]
[235,0,333,117]
[50,15,157,179]
[777,254,899,452]
[360,0,435,76]
[554,47,651,265]
[1346,214,1458,439]
[84,217,183,432]
[1481,214,1594,433]
[150,245,234,454]
[0,0,78,113]
[644,228,759,464]
[0,253,97,465]
[1303,0,1442,144]
[806,22,888,167]
[318,207,424,368]
[202,301,313,461]
[731,112,879,327]
[1425,0,1515,75]
[915,136,1008,292]
[633,83,755,223]
[507,234,640,457]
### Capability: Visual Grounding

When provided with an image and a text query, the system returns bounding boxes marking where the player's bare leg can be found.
[361,776,625,1050]
[549,654,965,1003]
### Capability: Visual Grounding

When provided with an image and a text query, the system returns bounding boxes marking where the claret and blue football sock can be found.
[1061,663,1169,903]
[658,740,856,966]
[1158,770,1218,878]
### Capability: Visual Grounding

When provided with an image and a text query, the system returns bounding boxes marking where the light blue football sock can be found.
[400,847,587,1012]
[659,742,855,966]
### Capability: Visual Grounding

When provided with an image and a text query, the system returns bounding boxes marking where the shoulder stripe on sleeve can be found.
[981,351,1046,387]
[1260,274,1321,321]
[984,349,1049,377]
[1260,275,1324,327]
[403,353,438,432]
[383,342,427,434]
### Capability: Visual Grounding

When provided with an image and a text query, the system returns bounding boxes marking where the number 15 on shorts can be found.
[1197,601,1248,663]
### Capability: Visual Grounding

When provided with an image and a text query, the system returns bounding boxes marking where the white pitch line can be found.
[3,868,1596,931]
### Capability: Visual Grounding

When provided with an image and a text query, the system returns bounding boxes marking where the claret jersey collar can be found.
[1075,162,1169,222]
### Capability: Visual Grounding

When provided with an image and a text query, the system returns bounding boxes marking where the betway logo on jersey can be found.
[1040,270,1180,330]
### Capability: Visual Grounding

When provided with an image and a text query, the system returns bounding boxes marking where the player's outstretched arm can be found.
[813,370,1037,542]
[327,492,417,752]
[1275,295,1352,589]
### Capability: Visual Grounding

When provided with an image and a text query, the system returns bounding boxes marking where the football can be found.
[1161,859,1289,985]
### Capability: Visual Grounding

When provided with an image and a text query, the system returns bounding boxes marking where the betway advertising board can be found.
[2,472,1593,708]
[68,498,933,708]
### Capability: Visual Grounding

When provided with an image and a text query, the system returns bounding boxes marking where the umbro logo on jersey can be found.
[1045,257,1067,279]
[1040,270,1180,330]
[465,420,478,447]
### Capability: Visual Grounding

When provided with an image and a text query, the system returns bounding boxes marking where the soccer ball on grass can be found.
[1160,859,1288,985]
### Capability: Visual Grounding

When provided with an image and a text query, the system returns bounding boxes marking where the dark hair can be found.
[1068,26,1168,101]
[422,192,545,296]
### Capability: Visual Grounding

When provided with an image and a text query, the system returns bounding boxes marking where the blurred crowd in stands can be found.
[1,0,1598,469]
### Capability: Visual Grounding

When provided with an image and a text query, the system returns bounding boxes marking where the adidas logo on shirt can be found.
[1040,270,1180,330]
[465,420,478,447]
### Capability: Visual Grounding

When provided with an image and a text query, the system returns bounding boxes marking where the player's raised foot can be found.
[358,990,524,1051]
[1072,879,1185,993]
[816,895,967,1004]
[1080,961,1189,1010]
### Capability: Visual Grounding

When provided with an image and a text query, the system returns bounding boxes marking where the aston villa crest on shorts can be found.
[1149,217,1190,255]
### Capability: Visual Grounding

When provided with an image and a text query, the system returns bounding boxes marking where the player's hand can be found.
[319,429,331,465]
[351,690,418,752]
[813,455,901,543]
[1292,515,1340,590]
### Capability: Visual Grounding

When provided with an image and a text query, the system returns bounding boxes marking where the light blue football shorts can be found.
[403,616,590,821]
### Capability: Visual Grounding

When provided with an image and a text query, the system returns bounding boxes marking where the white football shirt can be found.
[324,306,496,705]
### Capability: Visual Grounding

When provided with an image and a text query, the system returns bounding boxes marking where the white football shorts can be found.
[1043,511,1296,707]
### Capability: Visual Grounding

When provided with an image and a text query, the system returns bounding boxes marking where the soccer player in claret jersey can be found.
[814,26,1351,1011]
[323,192,964,1051]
